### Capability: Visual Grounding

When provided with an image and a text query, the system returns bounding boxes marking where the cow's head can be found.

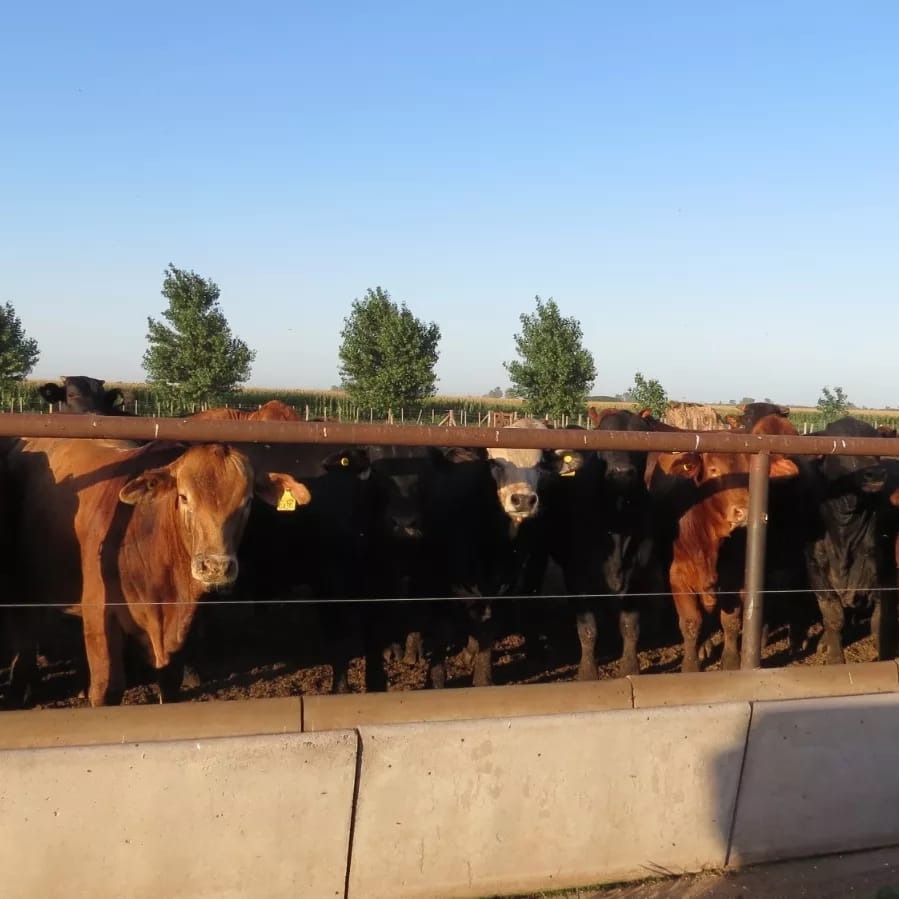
[40,376,127,415]
[486,419,550,523]
[486,447,545,522]
[119,444,311,589]
[366,446,435,541]
[657,415,800,533]
[813,418,887,496]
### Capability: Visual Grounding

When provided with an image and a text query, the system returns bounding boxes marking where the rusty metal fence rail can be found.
[4,413,899,674]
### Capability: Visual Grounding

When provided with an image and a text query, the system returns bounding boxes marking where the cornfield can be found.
[3,382,898,433]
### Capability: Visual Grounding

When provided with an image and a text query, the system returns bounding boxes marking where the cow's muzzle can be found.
[191,553,239,587]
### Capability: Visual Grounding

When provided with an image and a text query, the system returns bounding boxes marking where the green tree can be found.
[0,302,39,387]
[504,296,596,419]
[143,264,255,406]
[338,287,441,413]
[817,385,849,421]
[628,371,669,418]
[485,386,504,399]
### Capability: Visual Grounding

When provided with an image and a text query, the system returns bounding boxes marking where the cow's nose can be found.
[192,554,239,586]
[391,514,422,538]
[608,465,636,484]
[510,493,538,511]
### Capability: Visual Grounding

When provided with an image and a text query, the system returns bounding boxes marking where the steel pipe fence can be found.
[3,412,898,672]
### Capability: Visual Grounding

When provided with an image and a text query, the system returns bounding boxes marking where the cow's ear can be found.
[119,469,176,505]
[657,452,702,480]
[725,415,741,429]
[255,472,312,511]
[770,456,799,478]
[39,384,64,404]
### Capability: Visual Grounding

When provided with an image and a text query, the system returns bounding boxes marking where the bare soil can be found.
[2,585,880,710]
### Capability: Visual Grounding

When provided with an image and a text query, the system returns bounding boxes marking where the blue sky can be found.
[3,2,898,406]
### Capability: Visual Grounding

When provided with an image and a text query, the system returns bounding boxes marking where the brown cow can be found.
[192,400,299,422]
[7,438,310,706]
[651,414,800,671]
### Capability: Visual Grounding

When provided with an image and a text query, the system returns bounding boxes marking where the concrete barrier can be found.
[6,687,899,897]
[729,692,899,867]
[303,679,633,731]
[347,703,752,898]
[0,729,357,899]
[0,697,302,749]
[629,661,899,709]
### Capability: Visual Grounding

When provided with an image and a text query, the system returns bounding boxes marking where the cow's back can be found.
[9,439,183,610]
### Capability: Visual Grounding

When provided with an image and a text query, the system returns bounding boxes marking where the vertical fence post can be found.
[741,451,770,669]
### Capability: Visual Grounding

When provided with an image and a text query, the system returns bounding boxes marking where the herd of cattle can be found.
[2,375,899,709]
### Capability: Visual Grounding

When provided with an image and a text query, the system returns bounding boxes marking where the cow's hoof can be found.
[617,655,640,678]
[577,661,599,681]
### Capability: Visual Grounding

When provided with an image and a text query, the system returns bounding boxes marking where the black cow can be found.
[421,433,549,689]
[541,414,654,678]
[194,440,375,693]
[805,417,896,664]
[361,444,439,690]
[39,376,131,415]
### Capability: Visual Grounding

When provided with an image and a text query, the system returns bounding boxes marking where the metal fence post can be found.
[741,451,770,669]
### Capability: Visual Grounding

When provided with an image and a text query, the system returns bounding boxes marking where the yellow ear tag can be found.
[563,455,572,463]
[276,489,297,512]
[340,456,350,467]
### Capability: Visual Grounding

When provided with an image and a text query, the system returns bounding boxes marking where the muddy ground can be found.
[1,581,881,709]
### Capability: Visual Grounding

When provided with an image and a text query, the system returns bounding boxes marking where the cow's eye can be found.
[178,493,189,506]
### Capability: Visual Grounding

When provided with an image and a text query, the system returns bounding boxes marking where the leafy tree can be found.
[628,371,669,418]
[484,386,504,399]
[338,287,441,414]
[740,396,756,405]
[0,302,39,387]
[143,264,255,405]
[817,386,849,421]
[504,296,596,419]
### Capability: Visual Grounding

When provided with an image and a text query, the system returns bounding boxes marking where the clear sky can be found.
[3,2,898,407]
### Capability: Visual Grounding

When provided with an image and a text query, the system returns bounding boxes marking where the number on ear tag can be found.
[276,489,297,512]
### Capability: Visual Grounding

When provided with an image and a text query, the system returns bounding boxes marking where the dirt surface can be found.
[0,578,881,709]
[520,846,899,898]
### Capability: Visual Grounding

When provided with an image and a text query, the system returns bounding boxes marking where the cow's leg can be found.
[83,609,125,706]
[672,591,702,673]
[719,600,742,671]
[816,595,846,664]
[872,590,898,661]
[669,555,706,672]
[321,604,358,694]
[5,607,40,709]
[423,606,453,689]
[157,654,185,703]
[363,608,389,693]
[574,604,599,681]
[403,631,424,665]
[469,633,495,688]
[618,598,640,677]
[458,634,480,668]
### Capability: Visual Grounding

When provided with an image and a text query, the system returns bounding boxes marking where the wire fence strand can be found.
[2,584,897,609]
